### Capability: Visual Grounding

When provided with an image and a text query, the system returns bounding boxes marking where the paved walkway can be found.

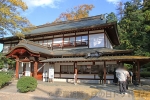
[0,80,150,100]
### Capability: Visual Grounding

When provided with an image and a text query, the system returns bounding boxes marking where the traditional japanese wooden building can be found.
[0,14,150,84]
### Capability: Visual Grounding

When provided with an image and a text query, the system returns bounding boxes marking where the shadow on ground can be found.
[33,86,99,100]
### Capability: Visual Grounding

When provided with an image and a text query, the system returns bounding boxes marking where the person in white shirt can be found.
[124,67,130,90]
[116,66,129,94]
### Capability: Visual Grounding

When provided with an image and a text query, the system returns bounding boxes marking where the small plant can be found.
[0,72,12,88]
[17,76,37,93]
[147,67,150,71]
[140,72,150,78]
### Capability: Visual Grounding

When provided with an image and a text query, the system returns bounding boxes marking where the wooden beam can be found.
[88,30,89,48]
[75,32,76,47]
[52,35,54,50]
[104,32,106,47]
[104,61,106,84]
[93,61,95,65]
[137,61,140,84]
[34,57,38,79]
[74,62,77,84]
[16,57,19,79]
[62,33,64,50]
[60,65,61,78]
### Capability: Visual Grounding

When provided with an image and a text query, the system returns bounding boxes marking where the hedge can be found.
[147,67,150,71]
[140,72,150,78]
[17,76,37,93]
[0,72,12,88]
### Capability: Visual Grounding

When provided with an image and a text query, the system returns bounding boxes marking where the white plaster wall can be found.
[95,74,114,79]
[78,74,94,78]
[95,62,104,65]
[52,61,115,84]
[43,63,54,81]
[61,74,74,78]
[105,35,113,49]
[106,61,117,64]
[25,63,30,76]
[43,63,51,76]
[54,79,113,84]
[19,62,23,74]
[54,62,73,72]
[77,62,92,65]
[54,63,60,72]
[95,61,117,65]
[54,74,60,77]
[3,44,10,53]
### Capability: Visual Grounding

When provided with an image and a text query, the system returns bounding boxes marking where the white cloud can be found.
[106,0,121,4]
[23,0,63,8]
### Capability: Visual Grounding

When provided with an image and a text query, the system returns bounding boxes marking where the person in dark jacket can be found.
[98,70,104,84]
[113,68,118,85]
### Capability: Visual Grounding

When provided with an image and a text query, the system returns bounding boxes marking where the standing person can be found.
[129,69,133,84]
[98,70,104,84]
[123,67,130,90]
[116,66,128,94]
[113,68,118,85]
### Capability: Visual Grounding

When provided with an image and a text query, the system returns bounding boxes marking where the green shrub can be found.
[147,67,150,71]
[7,70,15,77]
[17,76,37,93]
[0,72,12,88]
[140,72,150,78]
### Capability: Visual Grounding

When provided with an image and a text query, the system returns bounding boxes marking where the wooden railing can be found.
[52,40,88,48]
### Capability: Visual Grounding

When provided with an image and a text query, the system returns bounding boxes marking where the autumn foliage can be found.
[53,4,94,23]
[0,0,34,38]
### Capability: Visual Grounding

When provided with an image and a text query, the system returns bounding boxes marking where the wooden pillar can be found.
[88,30,89,48]
[74,62,77,84]
[16,58,19,79]
[93,61,95,65]
[34,61,38,79]
[62,33,64,50]
[137,61,140,84]
[103,61,106,84]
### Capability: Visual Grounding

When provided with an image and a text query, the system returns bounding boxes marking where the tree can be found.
[116,1,124,20]
[106,12,118,23]
[115,0,150,56]
[53,4,94,22]
[0,0,34,38]
[0,53,15,69]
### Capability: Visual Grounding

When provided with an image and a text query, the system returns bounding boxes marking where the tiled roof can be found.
[6,39,51,55]
[25,15,106,35]
[49,48,132,56]
[40,56,150,63]
[0,14,120,45]
[6,40,129,57]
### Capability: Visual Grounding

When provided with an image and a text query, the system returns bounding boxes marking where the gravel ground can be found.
[0,80,99,100]
[1,80,150,100]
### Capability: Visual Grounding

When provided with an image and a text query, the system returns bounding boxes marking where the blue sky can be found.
[0,0,128,52]
[23,0,126,26]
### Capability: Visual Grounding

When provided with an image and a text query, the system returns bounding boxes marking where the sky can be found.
[22,0,124,26]
[0,0,128,52]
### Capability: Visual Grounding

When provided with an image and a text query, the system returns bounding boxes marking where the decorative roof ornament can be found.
[85,51,104,59]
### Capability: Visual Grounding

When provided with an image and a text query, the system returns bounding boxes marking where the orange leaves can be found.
[0,0,34,38]
[8,0,28,10]
[53,4,94,23]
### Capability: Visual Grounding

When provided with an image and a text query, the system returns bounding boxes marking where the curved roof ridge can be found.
[37,14,105,28]
[19,39,48,49]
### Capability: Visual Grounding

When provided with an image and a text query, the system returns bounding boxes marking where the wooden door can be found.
[37,63,44,80]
